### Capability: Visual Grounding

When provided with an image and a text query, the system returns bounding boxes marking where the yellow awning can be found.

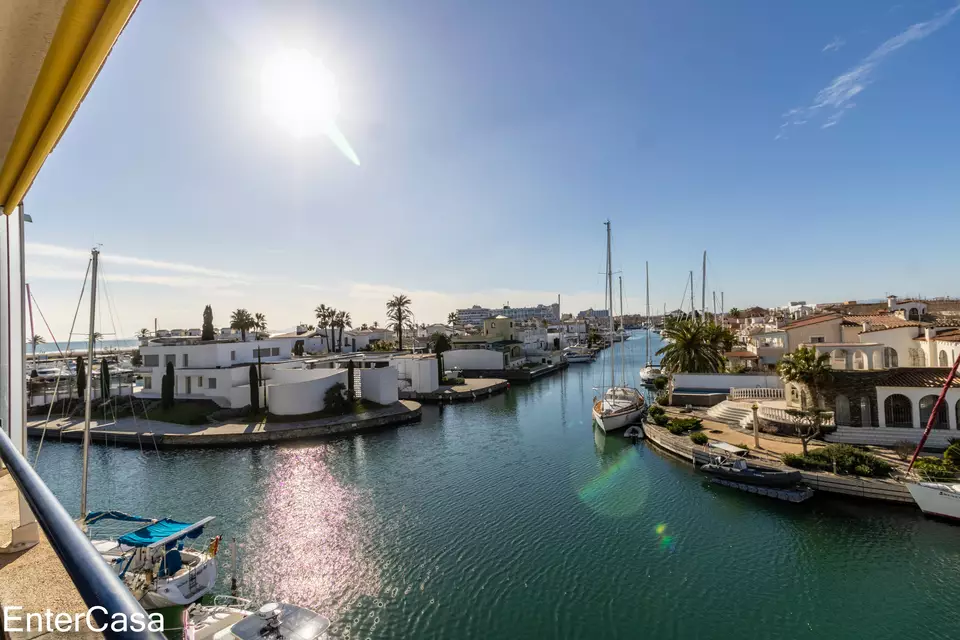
[0,0,139,215]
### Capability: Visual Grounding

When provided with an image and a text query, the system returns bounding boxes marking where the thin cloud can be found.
[26,242,248,280]
[822,36,846,53]
[778,2,960,138]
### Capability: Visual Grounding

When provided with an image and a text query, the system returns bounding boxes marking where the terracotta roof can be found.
[882,368,960,389]
[914,328,960,343]
[782,314,841,329]
[724,350,758,359]
[840,315,921,330]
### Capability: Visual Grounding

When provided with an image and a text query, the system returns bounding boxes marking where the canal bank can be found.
[460,360,567,383]
[27,400,421,448]
[22,333,960,639]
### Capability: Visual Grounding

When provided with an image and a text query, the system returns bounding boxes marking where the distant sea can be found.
[30,339,138,355]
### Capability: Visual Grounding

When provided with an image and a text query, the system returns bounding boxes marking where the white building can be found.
[456,303,559,325]
[887,295,927,322]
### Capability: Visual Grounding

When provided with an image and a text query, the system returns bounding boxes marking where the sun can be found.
[260,49,341,139]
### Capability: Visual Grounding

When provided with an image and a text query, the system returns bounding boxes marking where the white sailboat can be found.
[184,597,331,640]
[75,249,219,609]
[639,261,662,385]
[592,221,645,434]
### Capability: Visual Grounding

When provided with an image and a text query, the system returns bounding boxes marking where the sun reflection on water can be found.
[240,444,381,624]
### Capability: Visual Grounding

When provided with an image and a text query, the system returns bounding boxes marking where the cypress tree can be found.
[76,357,86,400]
[249,364,259,412]
[100,358,111,399]
[201,305,215,341]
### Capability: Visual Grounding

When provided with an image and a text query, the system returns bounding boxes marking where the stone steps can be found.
[706,401,753,428]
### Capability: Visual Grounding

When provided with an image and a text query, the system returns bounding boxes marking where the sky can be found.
[22,0,960,340]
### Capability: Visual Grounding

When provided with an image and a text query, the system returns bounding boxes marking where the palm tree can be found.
[704,323,736,353]
[137,328,150,339]
[729,308,741,318]
[360,323,369,331]
[254,313,268,340]
[655,319,724,373]
[315,304,332,353]
[30,334,45,374]
[447,312,457,325]
[92,332,103,351]
[386,294,412,350]
[230,308,254,341]
[777,346,833,409]
[335,311,352,352]
[372,321,379,329]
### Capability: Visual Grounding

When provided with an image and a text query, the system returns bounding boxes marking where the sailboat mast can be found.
[606,221,614,388]
[79,248,98,517]
[618,275,625,385]
[645,261,651,366]
[688,271,694,317]
[701,250,707,319]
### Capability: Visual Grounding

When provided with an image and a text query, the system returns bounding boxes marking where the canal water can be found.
[30,334,959,639]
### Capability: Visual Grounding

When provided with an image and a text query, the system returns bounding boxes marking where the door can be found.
[186,376,192,395]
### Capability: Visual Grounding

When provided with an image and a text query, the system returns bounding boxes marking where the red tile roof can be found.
[782,314,841,329]
[840,314,921,330]
[914,328,960,343]
[882,368,960,389]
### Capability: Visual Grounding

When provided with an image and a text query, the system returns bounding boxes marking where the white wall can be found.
[395,357,439,392]
[360,367,399,404]
[857,326,920,368]
[442,349,505,371]
[673,373,783,391]
[228,383,267,410]
[267,370,347,416]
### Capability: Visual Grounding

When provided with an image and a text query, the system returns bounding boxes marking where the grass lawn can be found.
[146,400,220,426]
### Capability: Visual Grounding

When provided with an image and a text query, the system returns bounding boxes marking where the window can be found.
[809,336,825,344]
[208,377,217,389]
[884,394,913,428]
[164,354,176,367]
[143,354,159,367]
[835,395,851,425]
[919,394,949,429]
[859,397,872,427]
[272,347,280,356]
[883,347,898,368]
[853,351,865,370]
[143,376,152,390]
[183,353,189,367]
[198,376,203,388]
[230,350,236,361]
[939,350,949,367]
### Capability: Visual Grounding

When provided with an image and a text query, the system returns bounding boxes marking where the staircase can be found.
[706,401,753,429]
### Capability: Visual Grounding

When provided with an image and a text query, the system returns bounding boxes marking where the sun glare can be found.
[260,48,341,139]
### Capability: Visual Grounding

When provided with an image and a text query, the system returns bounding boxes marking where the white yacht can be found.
[906,481,960,521]
[184,597,331,640]
[84,511,219,609]
[591,222,645,434]
[563,347,595,363]
[638,262,662,386]
[639,364,662,385]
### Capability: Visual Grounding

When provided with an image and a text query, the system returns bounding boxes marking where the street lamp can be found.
[751,402,760,449]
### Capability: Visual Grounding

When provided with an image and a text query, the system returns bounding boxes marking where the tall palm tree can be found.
[360,323,369,331]
[655,319,724,373]
[254,313,268,340]
[729,307,741,318]
[704,323,736,353]
[137,328,150,339]
[447,312,457,325]
[336,311,352,352]
[315,304,332,352]
[30,334,45,374]
[230,308,254,341]
[386,294,412,350]
[777,346,833,409]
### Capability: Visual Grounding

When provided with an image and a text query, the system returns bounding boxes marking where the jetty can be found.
[27,400,421,449]
[402,378,509,403]
[459,360,567,383]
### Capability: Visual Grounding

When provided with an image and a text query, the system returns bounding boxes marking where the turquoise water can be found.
[30,334,960,639]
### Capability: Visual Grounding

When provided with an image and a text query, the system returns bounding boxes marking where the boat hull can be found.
[907,482,960,521]
[565,355,594,363]
[592,404,645,433]
[699,465,801,488]
[139,556,218,609]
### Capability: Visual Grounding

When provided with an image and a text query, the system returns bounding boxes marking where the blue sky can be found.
[24,0,960,338]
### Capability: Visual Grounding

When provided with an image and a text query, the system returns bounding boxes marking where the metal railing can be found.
[0,429,165,640]
[730,387,784,400]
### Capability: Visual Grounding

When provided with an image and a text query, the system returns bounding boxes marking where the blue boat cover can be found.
[117,518,204,548]
[83,510,153,526]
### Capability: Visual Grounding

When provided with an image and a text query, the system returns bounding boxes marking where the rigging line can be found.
[98,261,125,344]
[32,261,91,466]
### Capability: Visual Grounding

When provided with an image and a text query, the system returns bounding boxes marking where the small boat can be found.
[699,458,801,488]
[184,597,331,640]
[624,425,644,440]
[84,511,219,609]
[639,365,662,385]
[906,481,960,521]
[563,347,595,363]
[593,386,646,433]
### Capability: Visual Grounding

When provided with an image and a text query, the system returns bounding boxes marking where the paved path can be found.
[28,401,422,448]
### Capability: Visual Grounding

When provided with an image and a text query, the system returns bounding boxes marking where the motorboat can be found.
[906,481,960,521]
[184,597,331,640]
[699,458,801,488]
[32,365,75,380]
[84,511,219,609]
[563,347,595,363]
[592,386,646,433]
[639,365,662,385]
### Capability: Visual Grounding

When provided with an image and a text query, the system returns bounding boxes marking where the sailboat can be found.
[639,261,662,385]
[184,597,331,639]
[592,222,645,434]
[74,249,219,608]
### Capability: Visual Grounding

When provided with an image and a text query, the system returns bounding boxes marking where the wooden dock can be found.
[401,378,509,403]
[708,477,814,503]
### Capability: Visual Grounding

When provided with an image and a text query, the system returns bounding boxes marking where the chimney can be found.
[861,321,871,332]
[887,295,897,309]
[925,327,935,340]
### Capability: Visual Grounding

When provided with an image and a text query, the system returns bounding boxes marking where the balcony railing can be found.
[758,406,835,426]
[730,388,784,400]
[0,430,165,640]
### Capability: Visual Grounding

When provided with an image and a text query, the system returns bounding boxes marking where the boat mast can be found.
[645,261,651,366]
[688,271,694,317]
[618,275,625,386]
[79,248,98,517]
[605,221,614,389]
[701,250,707,320]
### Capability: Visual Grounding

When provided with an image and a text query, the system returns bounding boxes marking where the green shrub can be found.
[648,405,666,418]
[670,417,702,431]
[782,444,891,477]
[892,440,916,461]
[653,376,668,391]
[943,442,960,469]
[853,464,872,477]
[913,457,957,481]
[652,413,670,427]
[667,423,686,435]
[689,432,708,445]
[323,382,351,415]
[655,391,670,406]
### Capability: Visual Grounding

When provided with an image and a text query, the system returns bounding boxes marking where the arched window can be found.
[884,394,913,428]
[939,350,949,367]
[883,347,898,368]
[919,395,949,429]
[909,348,926,367]
[853,351,866,370]
[908,307,920,321]
[831,349,848,369]
[859,397,873,427]
[835,394,851,425]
